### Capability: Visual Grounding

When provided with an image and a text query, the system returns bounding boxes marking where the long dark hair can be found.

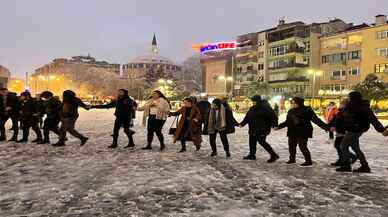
[152,90,171,108]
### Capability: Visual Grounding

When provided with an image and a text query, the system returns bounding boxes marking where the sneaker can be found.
[80,137,88,146]
[286,160,296,164]
[243,155,256,160]
[300,162,313,167]
[267,155,280,163]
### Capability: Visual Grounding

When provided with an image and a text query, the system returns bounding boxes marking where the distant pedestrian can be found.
[206,98,238,158]
[91,89,136,149]
[138,90,170,151]
[325,102,338,140]
[276,97,329,166]
[170,97,202,152]
[53,90,89,147]
[240,95,279,163]
[335,91,387,173]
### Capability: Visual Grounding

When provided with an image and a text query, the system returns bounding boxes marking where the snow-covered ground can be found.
[0,110,388,217]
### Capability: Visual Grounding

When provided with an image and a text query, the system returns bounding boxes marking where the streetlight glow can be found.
[218,75,226,80]
[158,79,165,84]
[226,76,233,81]
[166,79,173,84]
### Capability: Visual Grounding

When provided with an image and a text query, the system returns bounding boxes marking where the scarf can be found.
[207,104,227,134]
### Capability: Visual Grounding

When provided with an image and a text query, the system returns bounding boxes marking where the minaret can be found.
[151,33,159,55]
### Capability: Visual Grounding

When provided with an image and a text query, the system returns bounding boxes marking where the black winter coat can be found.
[240,101,278,136]
[224,106,238,134]
[0,92,20,117]
[92,96,134,121]
[19,98,40,122]
[278,106,329,138]
[44,98,62,120]
[342,102,385,133]
[60,97,88,118]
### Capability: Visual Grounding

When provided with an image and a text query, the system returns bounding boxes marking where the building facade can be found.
[32,55,122,97]
[0,65,11,88]
[318,15,388,98]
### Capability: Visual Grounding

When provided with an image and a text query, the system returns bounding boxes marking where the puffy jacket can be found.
[240,100,278,136]
[343,101,385,133]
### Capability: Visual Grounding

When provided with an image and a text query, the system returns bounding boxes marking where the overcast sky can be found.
[1,0,387,77]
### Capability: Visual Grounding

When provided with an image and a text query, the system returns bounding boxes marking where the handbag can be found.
[169,116,179,135]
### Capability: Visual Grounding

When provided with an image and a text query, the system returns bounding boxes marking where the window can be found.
[269,44,289,56]
[258,64,264,70]
[375,63,388,73]
[258,52,264,58]
[332,71,341,77]
[348,50,361,60]
[321,53,347,64]
[376,30,388,39]
[349,67,359,76]
[376,48,388,57]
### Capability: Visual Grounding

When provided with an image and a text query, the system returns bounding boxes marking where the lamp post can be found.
[218,75,233,96]
[308,69,323,108]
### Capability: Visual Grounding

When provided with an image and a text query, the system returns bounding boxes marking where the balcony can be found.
[268,63,308,70]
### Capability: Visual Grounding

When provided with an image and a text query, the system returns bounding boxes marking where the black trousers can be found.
[43,118,60,141]
[21,119,42,141]
[209,131,230,154]
[1,115,19,139]
[288,137,311,163]
[113,118,134,146]
[249,134,277,157]
[147,115,166,147]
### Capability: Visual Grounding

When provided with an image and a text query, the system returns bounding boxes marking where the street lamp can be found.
[308,69,323,108]
[218,75,233,96]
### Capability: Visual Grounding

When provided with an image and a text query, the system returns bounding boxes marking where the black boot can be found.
[330,160,343,167]
[124,143,135,149]
[353,163,371,173]
[80,137,88,146]
[195,144,201,151]
[286,159,296,164]
[300,161,313,167]
[226,152,231,158]
[142,145,152,150]
[160,143,166,152]
[108,143,118,149]
[52,140,65,147]
[17,139,28,143]
[178,143,186,153]
[0,136,6,141]
[32,138,40,143]
[243,155,256,160]
[267,154,280,163]
[336,163,352,172]
[37,139,50,144]
[210,152,217,157]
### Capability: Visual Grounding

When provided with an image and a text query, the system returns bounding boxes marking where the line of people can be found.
[1,87,387,173]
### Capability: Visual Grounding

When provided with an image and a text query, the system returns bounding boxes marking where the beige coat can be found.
[139,98,170,126]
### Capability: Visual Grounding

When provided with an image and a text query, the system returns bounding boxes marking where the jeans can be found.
[209,131,230,154]
[340,132,366,165]
[288,137,311,163]
[249,134,277,157]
